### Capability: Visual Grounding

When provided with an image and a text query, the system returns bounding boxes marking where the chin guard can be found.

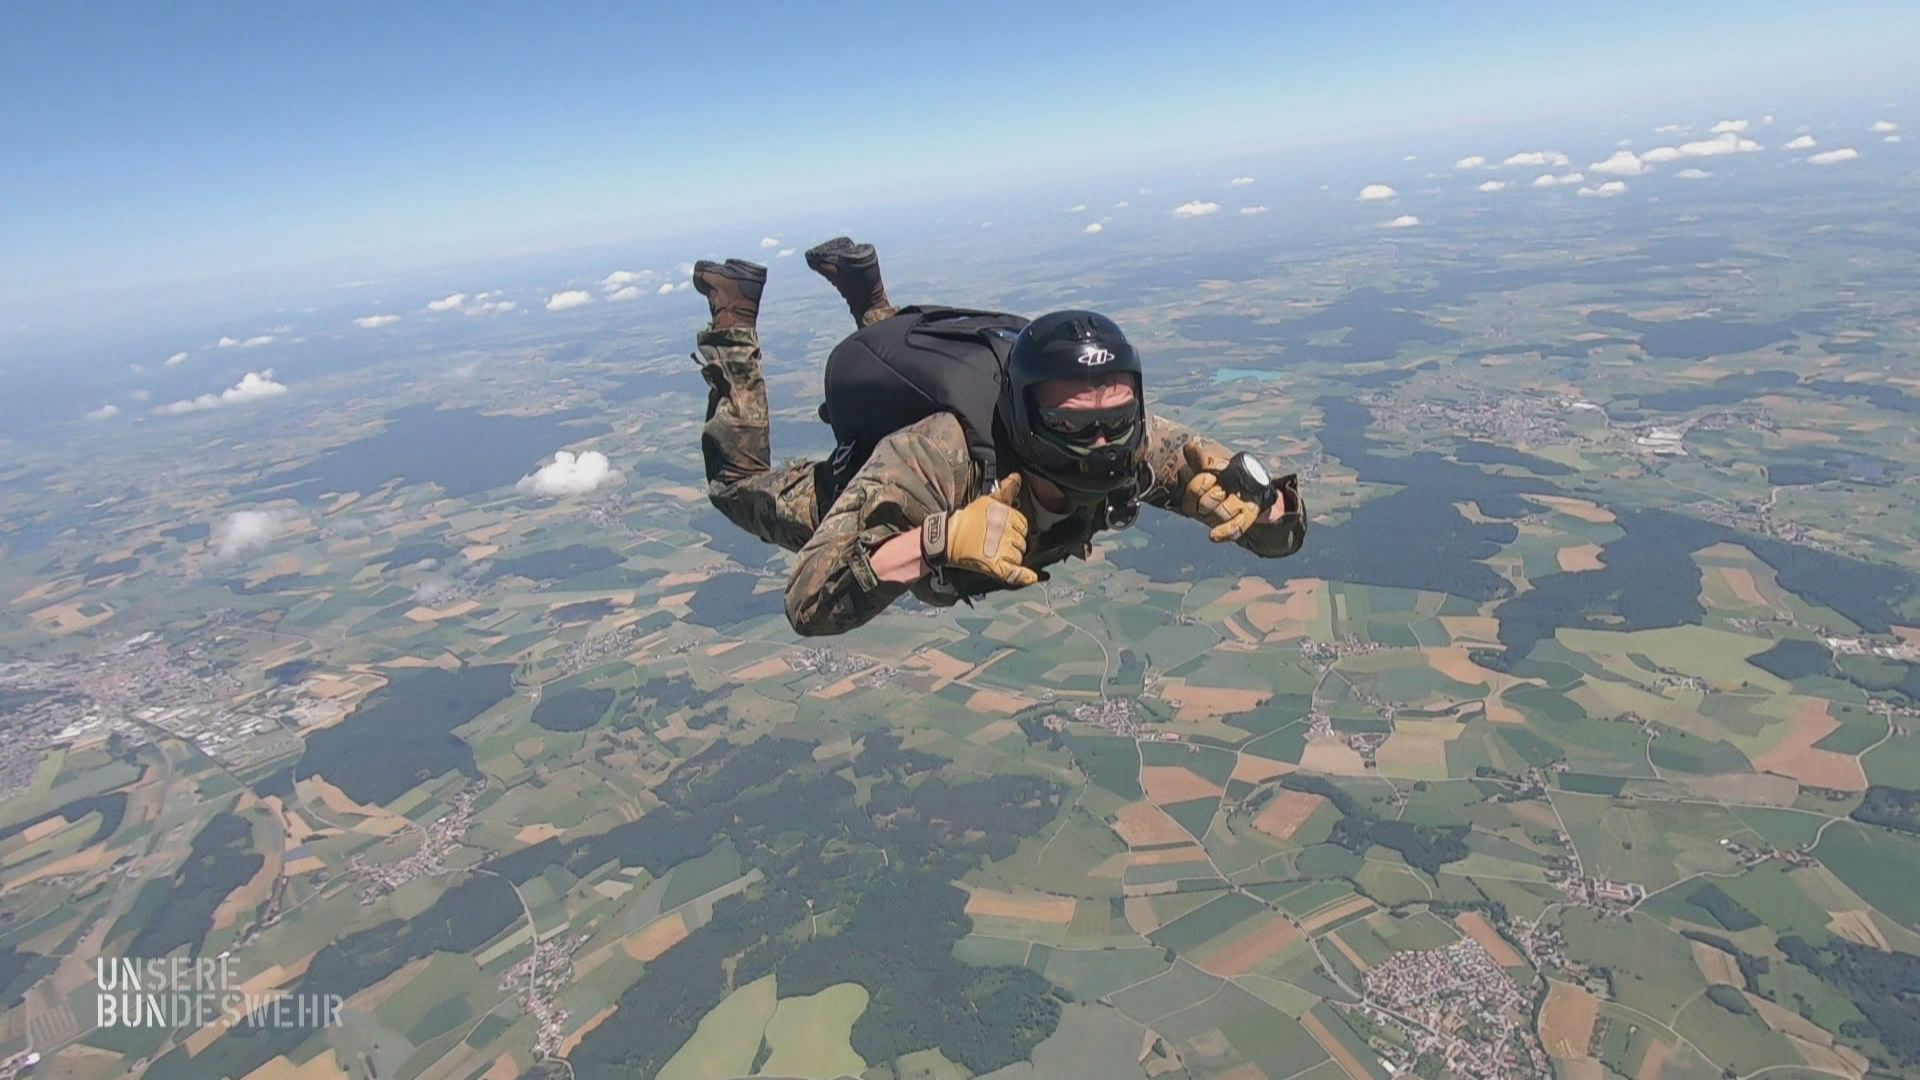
[1098,484,1141,531]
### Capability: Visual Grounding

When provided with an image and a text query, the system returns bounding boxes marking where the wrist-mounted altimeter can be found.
[1221,452,1277,516]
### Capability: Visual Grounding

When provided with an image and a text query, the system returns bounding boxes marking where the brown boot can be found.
[805,237,892,325]
[693,259,767,331]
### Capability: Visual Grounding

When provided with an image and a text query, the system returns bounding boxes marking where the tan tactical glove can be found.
[921,474,1041,588]
[1183,442,1262,543]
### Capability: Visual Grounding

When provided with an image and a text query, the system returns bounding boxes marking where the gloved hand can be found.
[1183,442,1262,543]
[922,474,1041,588]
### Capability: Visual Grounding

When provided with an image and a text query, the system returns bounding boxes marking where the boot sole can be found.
[804,237,877,274]
[692,259,767,295]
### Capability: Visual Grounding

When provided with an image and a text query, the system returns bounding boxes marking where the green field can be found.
[1220,1005,1330,1077]
[1814,821,1920,929]
[1149,892,1265,955]
[1065,735,1143,799]
[1553,793,1742,889]
[657,974,778,1080]
[759,982,868,1078]
[979,1002,1150,1080]
[1559,909,1704,1020]
[1672,991,1799,1075]
[659,840,742,909]
[1162,797,1219,840]
[1108,961,1226,1023]
[1277,879,1357,917]
[1040,947,1170,1000]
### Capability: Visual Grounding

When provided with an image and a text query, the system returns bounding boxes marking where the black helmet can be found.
[997,310,1147,497]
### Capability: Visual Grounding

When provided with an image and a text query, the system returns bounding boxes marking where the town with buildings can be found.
[348,781,485,904]
[1355,936,1551,1079]
[502,932,587,1063]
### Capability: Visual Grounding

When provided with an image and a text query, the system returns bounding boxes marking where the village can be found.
[347,781,485,904]
[1355,936,1551,1079]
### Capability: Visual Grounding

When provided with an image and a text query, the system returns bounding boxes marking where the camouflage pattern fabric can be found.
[695,323,1309,637]
[696,326,824,555]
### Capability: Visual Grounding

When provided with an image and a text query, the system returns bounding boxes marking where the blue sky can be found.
[3,0,1914,326]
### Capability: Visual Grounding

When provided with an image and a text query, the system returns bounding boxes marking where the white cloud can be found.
[1502,150,1570,168]
[1229,176,1255,186]
[1888,135,1904,144]
[1531,172,1585,188]
[214,510,296,559]
[468,299,516,315]
[1674,168,1712,180]
[1686,132,1762,157]
[1711,118,1749,134]
[83,404,120,421]
[1403,154,1417,162]
[777,248,795,257]
[1477,180,1508,192]
[451,362,478,379]
[426,293,466,312]
[601,270,654,288]
[1871,120,1899,133]
[1783,134,1817,151]
[546,290,593,312]
[1762,114,1774,125]
[1589,150,1647,176]
[608,286,642,302]
[1454,155,1487,169]
[1083,222,1104,234]
[353,314,401,329]
[1380,214,1420,229]
[165,351,188,366]
[1239,205,1269,215]
[1808,147,1860,165]
[1112,200,1129,209]
[759,236,780,249]
[155,371,289,415]
[657,281,690,295]
[516,450,619,497]
[1171,200,1220,218]
[979,221,992,229]
[1640,132,1761,163]
[129,363,144,373]
[1067,203,1088,212]
[1356,183,1397,201]
[217,334,275,349]
[1577,181,1628,198]
[131,389,151,402]
[1654,124,1685,134]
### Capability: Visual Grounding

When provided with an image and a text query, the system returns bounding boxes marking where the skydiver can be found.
[689,238,1308,637]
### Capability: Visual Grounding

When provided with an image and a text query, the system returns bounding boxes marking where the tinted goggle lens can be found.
[1038,405,1137,442]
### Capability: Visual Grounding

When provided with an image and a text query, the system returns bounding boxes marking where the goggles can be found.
[1037,404,1138,444]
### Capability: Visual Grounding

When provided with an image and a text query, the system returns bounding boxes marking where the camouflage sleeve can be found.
[1138,414,1308,559]
[784,414,977,636]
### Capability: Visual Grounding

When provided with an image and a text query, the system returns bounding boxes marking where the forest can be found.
[125,812,263,959]
[1852,786,1920,835]
[1274,774,1470,875]
[563,736,1069,1077]
[1779,935,1920,1071]
[142,873,523,1080]
[297,663,513,804]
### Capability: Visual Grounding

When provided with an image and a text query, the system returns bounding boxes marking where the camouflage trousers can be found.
[696,307,900,552]
[696,326,822,553]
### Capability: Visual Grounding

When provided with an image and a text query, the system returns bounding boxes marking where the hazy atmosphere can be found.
[3,4,1919,1080]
